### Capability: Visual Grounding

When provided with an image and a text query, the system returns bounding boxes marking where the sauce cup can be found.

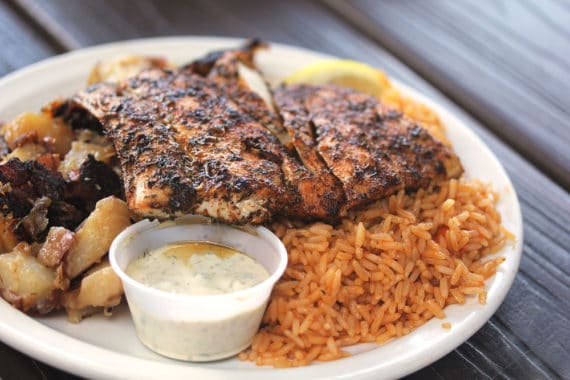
[109,215,288,362]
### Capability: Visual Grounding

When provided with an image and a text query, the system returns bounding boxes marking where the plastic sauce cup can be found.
[109,215,288,362]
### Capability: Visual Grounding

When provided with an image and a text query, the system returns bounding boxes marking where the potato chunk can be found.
[61,259,123,323]
[64,196,130,278]
[0,217,19,253]
[0,242,63,313]
[1,112,73,155]
[1,143,46,163]
[58,130,115,179]
[37,227,75,268]
[87,55,169,85]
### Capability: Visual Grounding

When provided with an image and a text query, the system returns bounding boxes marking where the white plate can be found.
[0,37,522,380]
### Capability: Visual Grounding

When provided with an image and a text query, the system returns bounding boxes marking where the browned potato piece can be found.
[87,55,169,85]
[1,143,46,163]
[37,227,75,268]
[0,242,63,313]
[1,112,73,155]
[61,259,123,323]
[64,196,130,278]
[58,130,115,179]
[0,217,19,253]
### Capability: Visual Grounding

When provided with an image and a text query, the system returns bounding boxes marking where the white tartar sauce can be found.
[124,241,272,361]
[126,241,269,295]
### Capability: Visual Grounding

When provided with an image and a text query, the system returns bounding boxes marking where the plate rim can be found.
[0,36,523,380]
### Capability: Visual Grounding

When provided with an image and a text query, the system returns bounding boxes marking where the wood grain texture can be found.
[1,0,569,379]
[10,0,439,91]
[325,0,570,191]
[0,0,61,76]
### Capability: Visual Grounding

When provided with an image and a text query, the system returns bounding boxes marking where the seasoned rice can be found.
[239,180,508,367]
[238,76,510,368]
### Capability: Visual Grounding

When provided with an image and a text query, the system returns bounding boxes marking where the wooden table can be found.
[1,1,568,379]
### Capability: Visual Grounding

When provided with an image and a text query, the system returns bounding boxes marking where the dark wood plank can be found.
[325,0,570,191]
[0,0,61,76]
[0,341,50,380]
[1,1,569,379]
[0,340,79,380]
[11,0,437,90]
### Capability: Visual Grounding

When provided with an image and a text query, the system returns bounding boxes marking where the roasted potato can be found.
[37,227,75,268]
[1,112,73,155]
[58,130,115,179]
[0,217,19,253]
[64,196,130,278]
[87,55,169,85]
[61,259,123,323]
[0,242,66,313]
[1,143,46,163]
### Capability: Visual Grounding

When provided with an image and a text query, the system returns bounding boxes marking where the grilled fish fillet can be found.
[74,69,291,223]
[73,42,462,224]
[273,84,463,210]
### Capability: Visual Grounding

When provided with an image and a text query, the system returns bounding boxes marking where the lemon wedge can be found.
[284,59,390,98]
